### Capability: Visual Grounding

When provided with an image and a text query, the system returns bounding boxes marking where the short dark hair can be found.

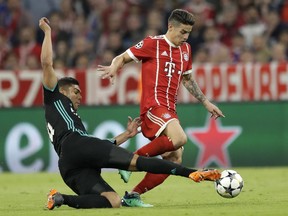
[58,77,79,88]
[168,9,195,26]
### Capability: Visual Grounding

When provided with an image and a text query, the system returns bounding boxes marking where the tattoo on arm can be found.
[182,74,206,103]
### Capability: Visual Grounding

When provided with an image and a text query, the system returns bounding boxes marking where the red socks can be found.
[135,136,175,157]
[132,173,170,194]
[133,135,175,195]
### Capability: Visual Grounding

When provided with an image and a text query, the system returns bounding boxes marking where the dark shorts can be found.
[57,132,134,195]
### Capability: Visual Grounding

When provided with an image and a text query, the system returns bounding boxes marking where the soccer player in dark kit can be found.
[39,17,221,210]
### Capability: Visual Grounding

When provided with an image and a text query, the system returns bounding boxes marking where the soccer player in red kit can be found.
[97,9,224,207]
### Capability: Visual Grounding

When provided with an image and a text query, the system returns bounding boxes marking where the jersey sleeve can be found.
[183,43,193,75]
[43,83,61,105]
[127,36,155,63]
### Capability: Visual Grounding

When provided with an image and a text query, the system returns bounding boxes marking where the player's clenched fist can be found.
[39,17,51,32]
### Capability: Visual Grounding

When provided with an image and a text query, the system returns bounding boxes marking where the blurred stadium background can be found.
[0,0,288,173]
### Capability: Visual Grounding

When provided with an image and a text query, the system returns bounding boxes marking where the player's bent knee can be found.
[175,156,182,164]
[180,134,187,146]
[172,155,182,164]
[110,197,121,208]
[173,134,187,149]
[162,152,182,164]
[128,154,139,171]
[177,140,186,148]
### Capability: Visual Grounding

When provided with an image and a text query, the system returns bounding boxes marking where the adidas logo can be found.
[161,51,168,56]
[170,168,177,174]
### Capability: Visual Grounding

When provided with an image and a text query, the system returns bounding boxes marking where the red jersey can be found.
[127,35,193,115]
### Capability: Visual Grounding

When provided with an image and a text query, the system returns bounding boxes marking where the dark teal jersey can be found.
[43,83,88,155]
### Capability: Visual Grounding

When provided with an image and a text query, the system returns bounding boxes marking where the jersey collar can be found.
[163,35,178,48]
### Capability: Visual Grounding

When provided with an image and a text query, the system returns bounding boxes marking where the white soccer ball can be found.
[215,169,244,198]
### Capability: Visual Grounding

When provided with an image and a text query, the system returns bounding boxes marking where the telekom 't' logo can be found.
[164,62,175,77]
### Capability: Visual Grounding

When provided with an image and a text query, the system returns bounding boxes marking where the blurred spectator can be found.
[193,46,209,63]
[239,48,255,63]
[270,42,287,62]
[122,13,144,50]
[237,0,254,19]
[71,14,90,38]
[187,10,207,54]
[97,11,124,55]
[74,53,90,70]
[73,0,91,18]
[202,25,231,63]
[2,51,19,70]
[264,10,288,45]
[22,0,61,25]
[44,11,71,46]
[127,2,144,16]
[13,25,42,69]
[149,0,174,23]
[105,32,125,56]
[101,49,115,65]
[93,49,115,66]
[145,9,166,34]
[54,58,66,70]
[216,2,244,47]
[0,33,11,68]
[86,0,108,51]
[144,28,160,37]
[280,0,288,23]
[251,35,271,63]
[58,0,76,33]
[25,54,41,70]
[54,40,69,65]
[278,29,288,57]
[151,0,170,13]
[239,4,267,48]
[68,35,93,67]
[102,0,128,31]
[105,11,124,35]
[184,0,215,26]
[0,0,33,46]
[230,32,246,63]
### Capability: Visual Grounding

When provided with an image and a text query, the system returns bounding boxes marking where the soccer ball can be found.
[215,169,244,198]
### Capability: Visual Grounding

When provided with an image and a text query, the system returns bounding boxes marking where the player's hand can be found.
[126,116,142,138]
[39,17,51,33]
[203,100,225,119]
[96,65,116,85]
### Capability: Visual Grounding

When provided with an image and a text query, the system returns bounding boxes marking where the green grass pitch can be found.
[1,167,287,216]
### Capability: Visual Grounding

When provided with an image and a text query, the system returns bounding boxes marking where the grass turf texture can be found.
[1,167,287,216]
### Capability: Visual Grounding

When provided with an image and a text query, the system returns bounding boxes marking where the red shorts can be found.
[140,106,179,140]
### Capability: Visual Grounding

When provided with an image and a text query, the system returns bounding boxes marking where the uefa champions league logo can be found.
[135,41,144,49]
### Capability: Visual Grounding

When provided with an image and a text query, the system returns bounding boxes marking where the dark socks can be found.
[62,194,112,208]
[136,156,196,177]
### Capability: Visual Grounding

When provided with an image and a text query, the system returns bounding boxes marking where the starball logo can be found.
[185,114,242,168]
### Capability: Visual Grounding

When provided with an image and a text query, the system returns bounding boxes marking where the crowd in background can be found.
[0,0,287,71]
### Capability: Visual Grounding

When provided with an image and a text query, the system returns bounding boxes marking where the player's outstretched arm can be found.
[97,52,133,85]
[113,116,141,146]
[182,73,225,119]
[39,17,57,89]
